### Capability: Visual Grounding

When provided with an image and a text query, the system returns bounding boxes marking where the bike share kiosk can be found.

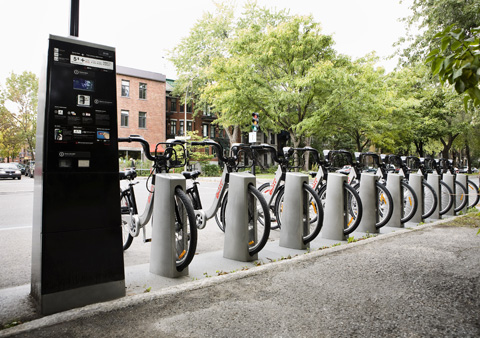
[31,35,125,314]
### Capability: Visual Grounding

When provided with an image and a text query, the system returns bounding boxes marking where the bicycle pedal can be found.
[144,238,152,243]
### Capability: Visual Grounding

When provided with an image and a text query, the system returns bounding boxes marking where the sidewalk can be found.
[1,213,479,337]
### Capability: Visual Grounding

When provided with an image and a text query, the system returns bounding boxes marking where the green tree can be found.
[0,105,23,161]
[303,54,388,153]
[0,71,38,160]
[204,13,338,149]
[169,1,291,146]
[426,25,480,106]
[397,0,480,66]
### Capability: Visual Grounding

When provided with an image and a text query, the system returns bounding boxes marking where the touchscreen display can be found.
[73,78,95,91]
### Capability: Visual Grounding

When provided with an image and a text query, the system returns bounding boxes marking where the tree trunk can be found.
[465,139,472,174]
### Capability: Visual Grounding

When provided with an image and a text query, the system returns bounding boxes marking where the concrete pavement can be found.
[1,214,479,337]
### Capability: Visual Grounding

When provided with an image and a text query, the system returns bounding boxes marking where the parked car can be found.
[25,161,35,178]
[0,163,22,180]
[11,162,25,175]
[336,165,352,175]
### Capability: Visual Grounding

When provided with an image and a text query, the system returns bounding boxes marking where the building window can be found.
[210,125,215,138]
[121,80,130,97]
[202,124,208,137]
[179,121,184,136]
[187,121,193,132]
[121,110,129,127]
[170,98,177,112]
[170,120,177,135]
[139,83,147,99]
[139,111,146,129]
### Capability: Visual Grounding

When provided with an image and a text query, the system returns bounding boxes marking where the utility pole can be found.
[70,0,80,37]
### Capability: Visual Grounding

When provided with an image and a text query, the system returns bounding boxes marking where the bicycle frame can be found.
[119,136,186,239]
[184,140,251,229]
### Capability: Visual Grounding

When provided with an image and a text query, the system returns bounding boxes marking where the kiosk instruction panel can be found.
[46,35,118,172]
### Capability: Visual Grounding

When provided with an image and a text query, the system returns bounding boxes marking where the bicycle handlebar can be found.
[118,136,187,168]
[118,136,155,161]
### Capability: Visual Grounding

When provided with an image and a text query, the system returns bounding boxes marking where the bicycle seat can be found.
[309,171,317,178]
[119,168,137,181]
[181,170,201,180]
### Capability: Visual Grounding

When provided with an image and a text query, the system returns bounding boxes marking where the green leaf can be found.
[451,39,462,51]
[463,94,470,111]
[441,36,451,52]
[473,86,480,102]
[453,68,463,80]
[432,57,444,75]
[455,79,466,94]
[426,48,440,58]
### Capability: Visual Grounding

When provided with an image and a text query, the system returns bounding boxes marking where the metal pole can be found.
[184,86,188,171]
[70,0,80,37]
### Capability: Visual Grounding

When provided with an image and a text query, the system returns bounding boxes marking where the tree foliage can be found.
[0,71,38,160]
[426,25,480,106]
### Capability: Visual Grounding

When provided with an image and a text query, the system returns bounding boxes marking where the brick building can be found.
[165,79,229,152]
[116,66,166,161]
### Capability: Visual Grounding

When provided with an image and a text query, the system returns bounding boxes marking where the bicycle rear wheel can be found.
[467,179,480,208]
[439,181,454,215]
[120,191,134,251]
[258,182,281,230]
[174,187,197,271]
[454,181,468,213]
[401,181,418,224]
[274,183,323,243]
[220,185,271,256]
[422,180,437,219]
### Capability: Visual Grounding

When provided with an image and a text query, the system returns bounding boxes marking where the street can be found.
[0,174,279,288]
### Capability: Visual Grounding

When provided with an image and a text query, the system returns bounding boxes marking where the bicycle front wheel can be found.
[422,180,437,219]
[219,185,271,256]
[401,181,418,224]
[120,191,134,251]
[454,181,468,213]
[274,183,324,243]
[375,182,394,229]
[439,181,454,215]
[467,179,480,208]
[174,187,197,272]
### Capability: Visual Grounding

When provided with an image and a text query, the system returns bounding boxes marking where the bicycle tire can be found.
[375,182,394,229]
[258,182,281,230]
[174,187,197,271]
[219,185,271,255]
[439,181,454,215]
[273,183,323,243]
[467,179,480,208]
[421,180,437,219]
[454,181,468,213]
[317,183,363,235]
[401,181,418,224]
[120,191,134,251]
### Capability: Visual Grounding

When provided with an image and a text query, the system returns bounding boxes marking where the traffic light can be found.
[252,112,259,132]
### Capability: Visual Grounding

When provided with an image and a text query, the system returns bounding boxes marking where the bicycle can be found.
[119,135,197,272]
[432,158,470,213]
[182,140,271,256]
[248,144,329,241]
[413,157,455,216]
[383,155,437,219]
[321,149,394,229]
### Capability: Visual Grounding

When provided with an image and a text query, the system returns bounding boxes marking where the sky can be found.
[0,0,413,85]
